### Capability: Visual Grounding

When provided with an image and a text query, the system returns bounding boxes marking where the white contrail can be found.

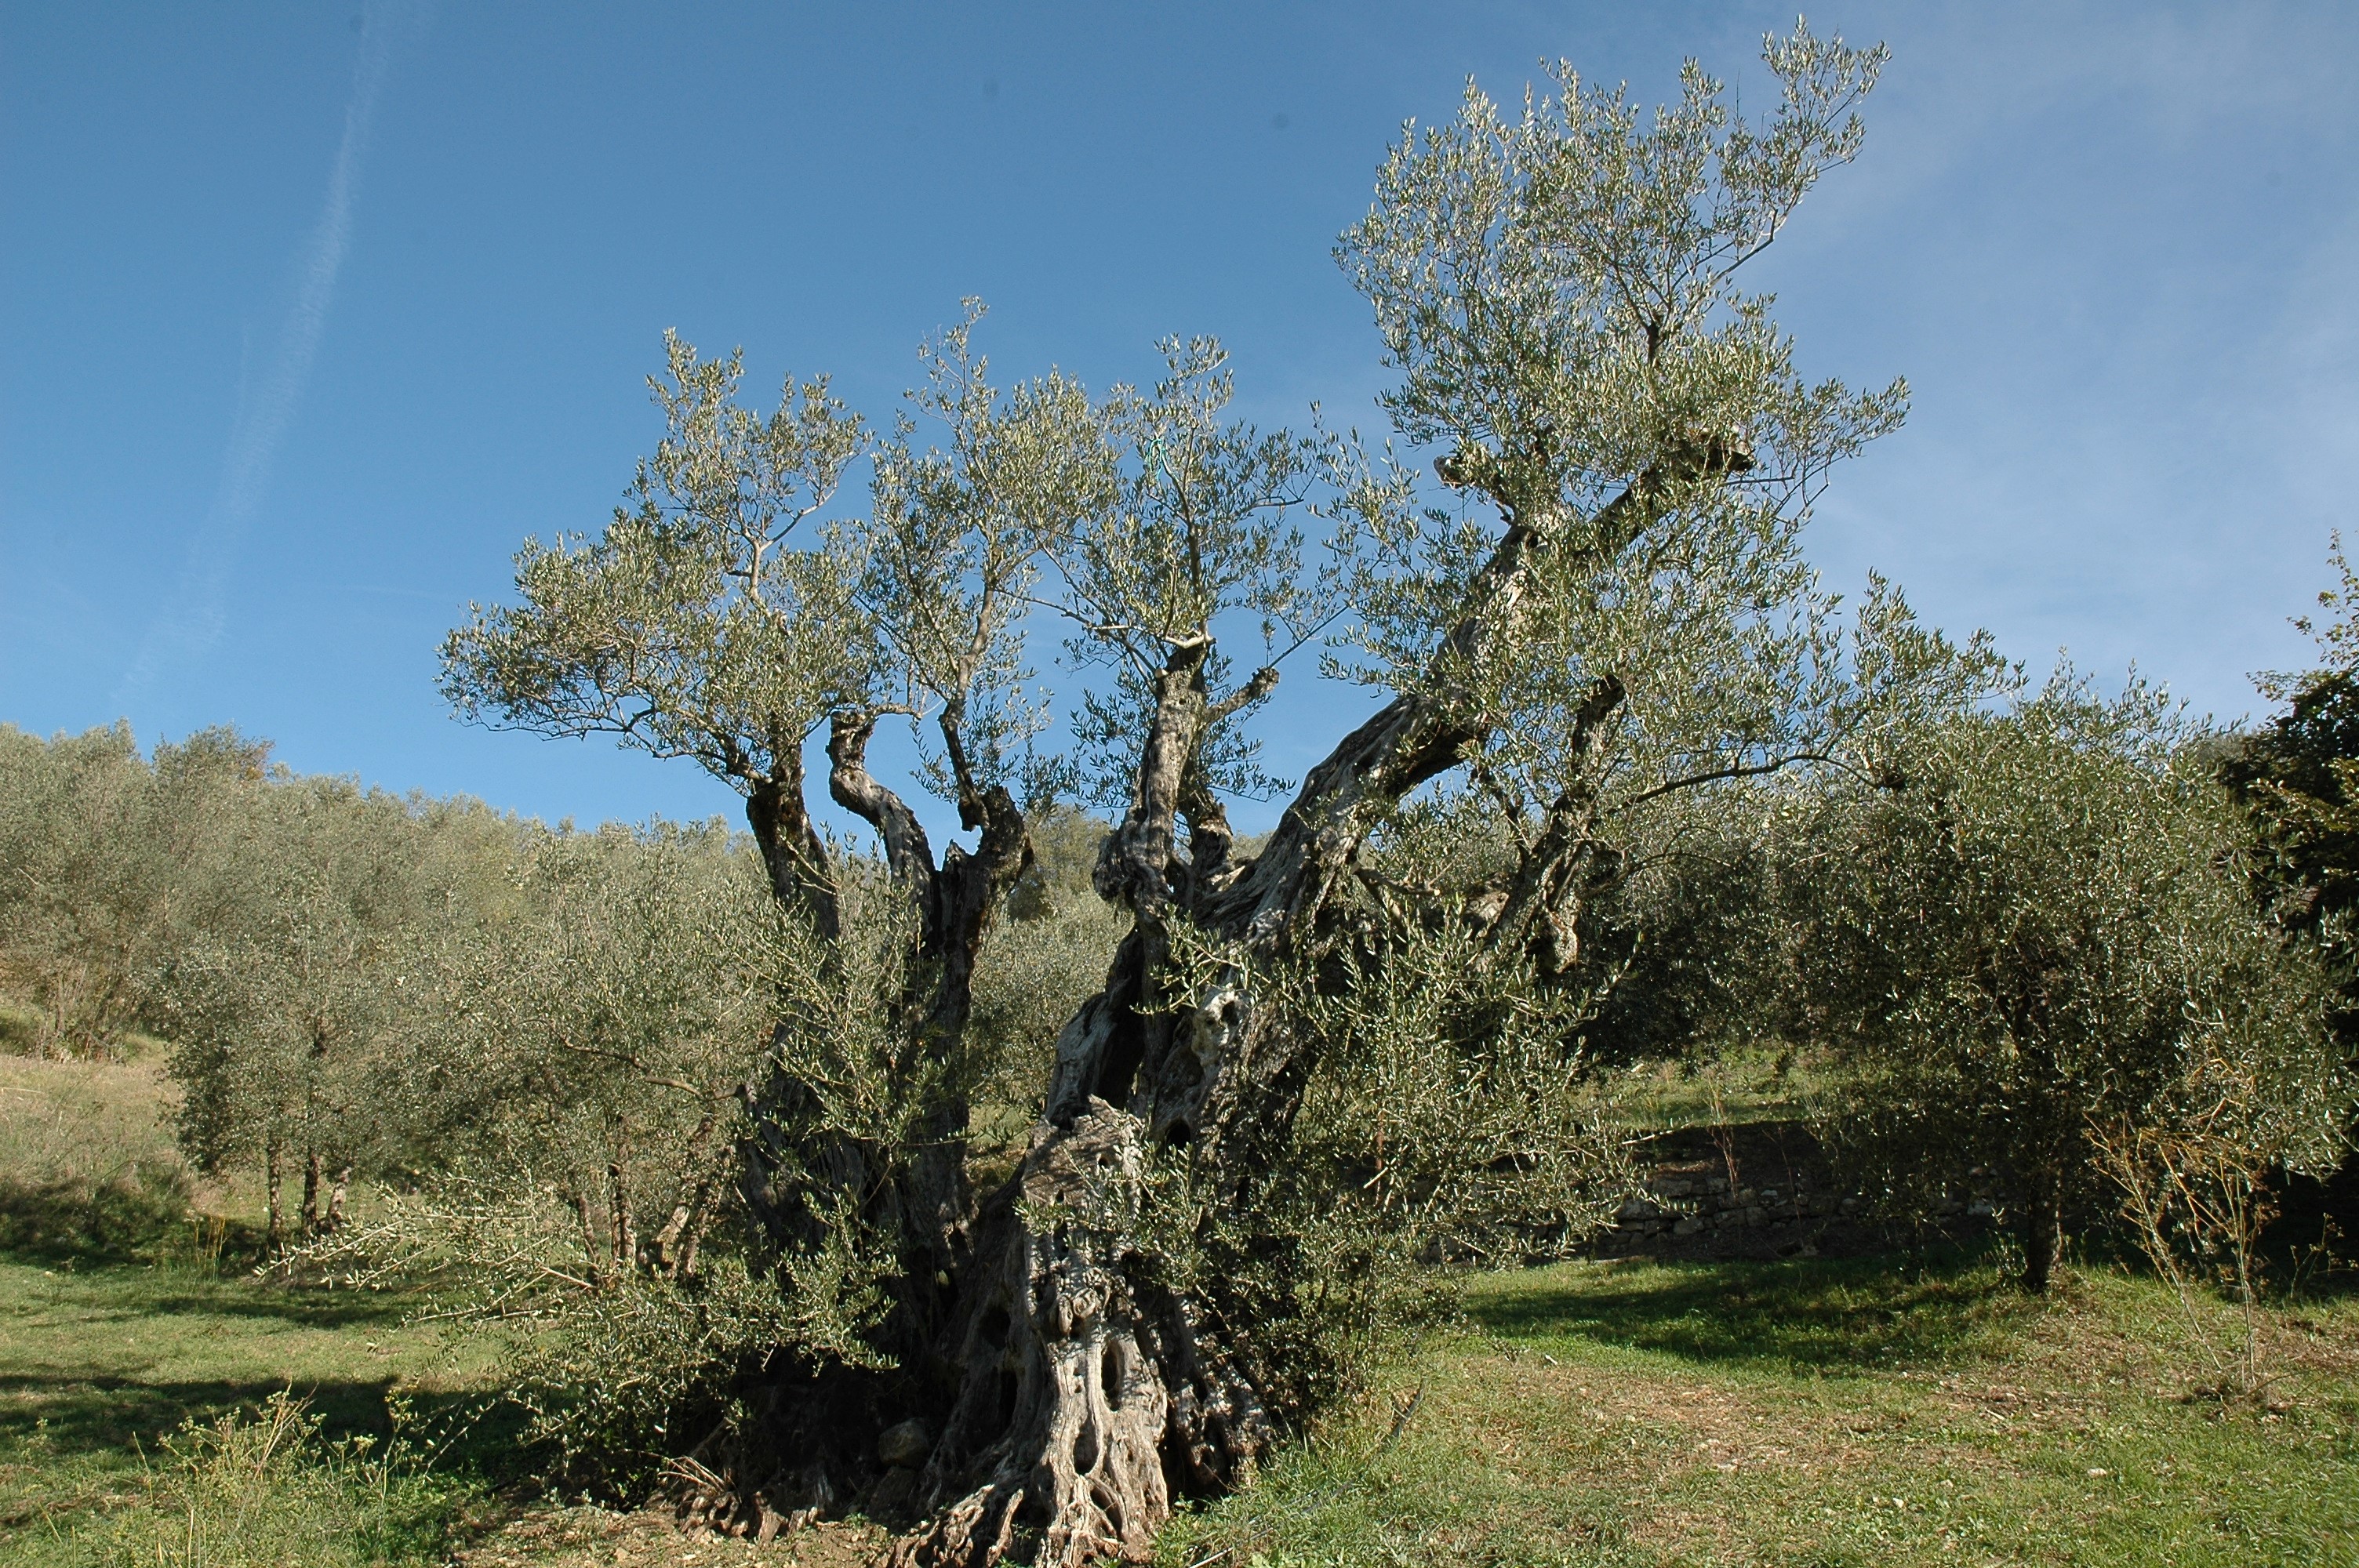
[116,3,420,706]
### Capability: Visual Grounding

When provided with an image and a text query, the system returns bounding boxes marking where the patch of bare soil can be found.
[451,1505,887,1568]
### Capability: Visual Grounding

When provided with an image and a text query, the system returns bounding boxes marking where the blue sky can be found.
[5,2,2356,841]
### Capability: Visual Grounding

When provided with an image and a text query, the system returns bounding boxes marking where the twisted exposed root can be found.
[885,1480,1024,1568]
[885,1105,1182,1566]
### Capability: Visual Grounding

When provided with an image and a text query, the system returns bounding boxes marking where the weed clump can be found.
[89,1392,465,1568]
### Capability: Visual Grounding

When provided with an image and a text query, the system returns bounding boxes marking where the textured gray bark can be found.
[826,705,1035,1279]
[264,1134,284,1252]
[744,739,840,945]
[651,1108,722,1279]
[301,1149,322,1238]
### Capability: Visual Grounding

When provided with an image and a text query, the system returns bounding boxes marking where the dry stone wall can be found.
[1584,1118,1996,1261]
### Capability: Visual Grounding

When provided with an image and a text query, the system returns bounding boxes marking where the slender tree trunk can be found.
[43,975,67,1061]
[652,1201,694,1273]
[654,1109,722,1277]
[611,1153,637,1270]
[325,1163,353,1233]
[678,1200,716,1281]
[2010,1050,2067,1296]
[572,1189,605,1288]
[655,1178,712,1281]
[263,1134,285,1253]
[2019,1178,2063,1294]
[742,706,1033,1341]
[300,1149,322,1238]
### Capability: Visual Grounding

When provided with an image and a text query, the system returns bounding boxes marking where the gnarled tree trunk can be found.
[735,445,1729,1564]
[888,684,1492,1564]
[888,456,1710,1567]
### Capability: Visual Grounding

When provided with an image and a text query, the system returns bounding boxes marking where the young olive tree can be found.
[296,822,885,1494]
[1786,677,2351,1292]
[445,25,1993,1563]
[158,776,446,1247]
[2217,539,2359,1272]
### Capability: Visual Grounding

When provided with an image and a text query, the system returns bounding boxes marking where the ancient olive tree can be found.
[445,24,1982,1563]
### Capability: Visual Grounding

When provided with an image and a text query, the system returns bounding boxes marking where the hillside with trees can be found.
[2,23,2354,1568]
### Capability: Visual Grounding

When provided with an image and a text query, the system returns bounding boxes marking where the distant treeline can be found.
[0,722,1118,1254]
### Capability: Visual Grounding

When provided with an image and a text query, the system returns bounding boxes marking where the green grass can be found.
[6,1056,2357,1565]
[24,1254,2354,1568]
[1161,1252,2359,1566]
[1612,1047,1847,1131]
[44,1391,464,1568]
[0,1257,499,1564]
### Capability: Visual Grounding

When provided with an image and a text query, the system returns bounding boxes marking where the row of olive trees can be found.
[1,726,1056,1263]
[154,772,521,1247]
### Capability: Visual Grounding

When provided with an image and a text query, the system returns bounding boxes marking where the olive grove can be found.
[2,21,2346,1568]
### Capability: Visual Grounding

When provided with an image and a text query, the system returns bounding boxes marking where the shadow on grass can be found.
[0,1174,188,1268]
[0,1374,405,1455]
[1467,1245,2034,1373]
[0,1374,535,1483]
[5,1264,420,1331]
[128,1284,411,1331]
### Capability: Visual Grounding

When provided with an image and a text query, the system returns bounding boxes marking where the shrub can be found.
[93,1392,461,1568]
[299,1155,895,1501]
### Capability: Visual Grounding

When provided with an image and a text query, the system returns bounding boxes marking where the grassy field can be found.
[0,1258,494,1565]
[1163,1255,2359,1567]
[0,1053,494,1566]
[2,1055,2355,1566]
